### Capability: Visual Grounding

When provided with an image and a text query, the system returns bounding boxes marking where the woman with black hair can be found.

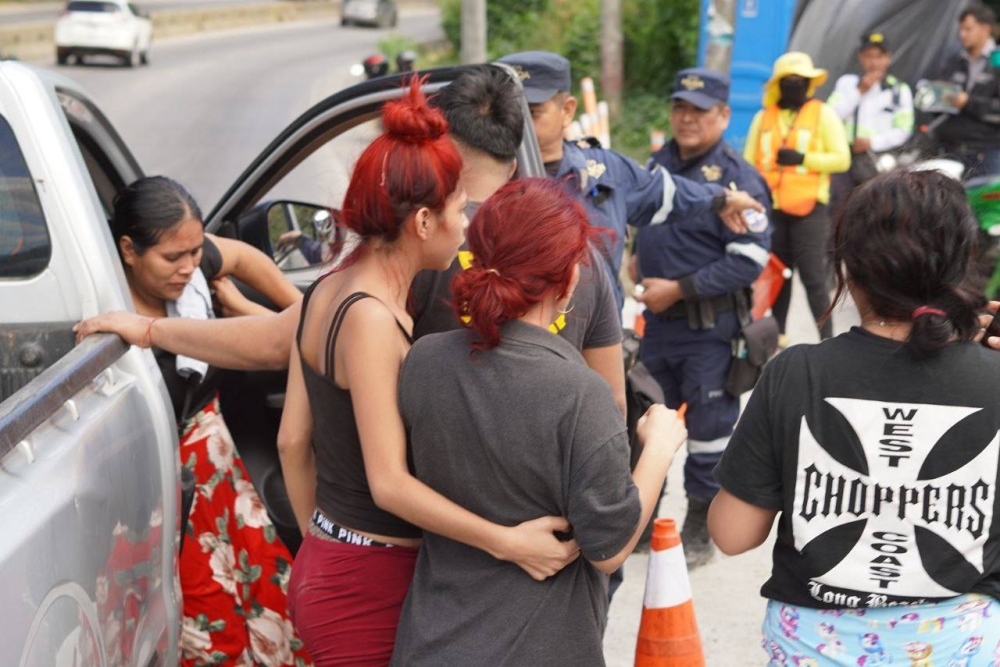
[708,170,1000,663]
[109,176,309,666]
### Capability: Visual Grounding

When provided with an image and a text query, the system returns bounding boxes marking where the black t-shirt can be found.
[410,202,622,351]
[716,327,1000,609]
[154,235,224,424]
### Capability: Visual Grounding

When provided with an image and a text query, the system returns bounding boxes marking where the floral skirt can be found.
[179,399,312,666]
[762,594,1000,666]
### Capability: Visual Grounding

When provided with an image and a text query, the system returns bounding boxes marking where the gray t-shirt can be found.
[392,321,640,667]
[411,201,621,351]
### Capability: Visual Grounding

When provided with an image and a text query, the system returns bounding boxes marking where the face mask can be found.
[778,77,810,109]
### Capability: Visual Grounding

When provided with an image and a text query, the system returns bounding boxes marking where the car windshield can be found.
[66,1,120,12]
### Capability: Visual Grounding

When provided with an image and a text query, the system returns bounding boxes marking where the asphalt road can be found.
[40,9,443,208]
[2,0,292,26]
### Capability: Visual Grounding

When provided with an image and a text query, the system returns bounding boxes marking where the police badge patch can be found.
[701,164,722,182]
[586,159,607,180]
[680,75,705,91]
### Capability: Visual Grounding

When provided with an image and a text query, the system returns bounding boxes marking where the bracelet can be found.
[141,317,159,349]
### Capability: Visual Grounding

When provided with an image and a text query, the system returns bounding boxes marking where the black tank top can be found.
[297,284,421,539]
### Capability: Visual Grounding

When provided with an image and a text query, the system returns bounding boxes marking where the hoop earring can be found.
[558,302,574,316]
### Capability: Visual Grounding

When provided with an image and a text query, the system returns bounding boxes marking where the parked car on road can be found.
[341,0,397,28]
[0,59,537,664]
[54,0,152,68]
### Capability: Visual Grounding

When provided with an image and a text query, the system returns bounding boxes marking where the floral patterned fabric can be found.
[179,398,311,667]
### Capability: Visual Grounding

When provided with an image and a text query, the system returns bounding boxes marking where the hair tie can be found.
[486,268,501,277]
[911,306,947,320]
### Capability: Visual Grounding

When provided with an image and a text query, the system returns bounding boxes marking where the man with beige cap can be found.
[745,52,849,342]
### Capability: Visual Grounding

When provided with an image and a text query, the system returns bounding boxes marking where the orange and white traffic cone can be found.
[634,518,705,666]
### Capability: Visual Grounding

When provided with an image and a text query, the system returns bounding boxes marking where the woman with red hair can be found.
[391,178,688,665]
[278,81,579,665]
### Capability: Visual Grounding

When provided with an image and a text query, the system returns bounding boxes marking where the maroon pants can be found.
[288,532,419,666]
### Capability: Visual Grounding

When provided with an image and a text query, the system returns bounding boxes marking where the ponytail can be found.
[451,178,604,351]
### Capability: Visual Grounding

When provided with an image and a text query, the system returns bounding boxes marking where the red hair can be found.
[334,76,463,265]
[451,178,602,351]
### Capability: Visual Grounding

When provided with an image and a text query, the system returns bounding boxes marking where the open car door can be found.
[203,64,543,553]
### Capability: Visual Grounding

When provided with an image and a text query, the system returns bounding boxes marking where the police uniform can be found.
[498,52,735,309]
[640,69,772,556]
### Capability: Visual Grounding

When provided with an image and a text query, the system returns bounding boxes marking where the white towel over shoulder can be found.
[165,267,214,381]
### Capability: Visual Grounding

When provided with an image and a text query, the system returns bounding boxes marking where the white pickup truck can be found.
[0,60,541,664]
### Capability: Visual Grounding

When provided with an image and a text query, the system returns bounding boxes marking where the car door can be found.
[202,64,543,554]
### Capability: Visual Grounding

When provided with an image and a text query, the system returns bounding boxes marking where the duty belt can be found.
[653,293,739,330]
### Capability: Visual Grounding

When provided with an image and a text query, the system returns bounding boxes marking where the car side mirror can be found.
[240,200,342,270]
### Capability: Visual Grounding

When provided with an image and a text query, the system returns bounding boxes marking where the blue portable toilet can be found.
[698,0,799,150]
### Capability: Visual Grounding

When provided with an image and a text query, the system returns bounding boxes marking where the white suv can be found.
[54,0,152,68]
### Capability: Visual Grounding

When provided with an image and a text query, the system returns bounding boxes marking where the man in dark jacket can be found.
[939,4,1000,178]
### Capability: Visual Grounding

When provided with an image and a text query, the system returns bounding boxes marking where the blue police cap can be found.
[497,51,571,104]
[671,67,730,110]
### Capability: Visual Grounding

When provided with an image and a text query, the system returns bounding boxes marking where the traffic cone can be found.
[634,518,705,666]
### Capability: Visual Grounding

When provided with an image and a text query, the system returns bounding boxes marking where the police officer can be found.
[828,33,914,195]
[497,51,764,309]
[638,68,772,568]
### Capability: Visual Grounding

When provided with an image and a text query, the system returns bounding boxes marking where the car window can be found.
[66,1,120,12]
[0,113,51,279]
[261,117,381,271]
[56,90,141,217]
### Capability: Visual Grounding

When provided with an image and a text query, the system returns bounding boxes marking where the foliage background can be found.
[436,0,700,160]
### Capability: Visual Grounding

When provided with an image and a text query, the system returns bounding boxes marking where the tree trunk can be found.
[601,0,623,118]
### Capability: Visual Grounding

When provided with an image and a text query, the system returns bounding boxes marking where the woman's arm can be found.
[208,233,303,309]
[582,344,627,418]
[277,339,318,535]
[801,105,851,175]
[343,301,579,581]
[74,302,301,371]
[589,405,686,574]
[708,489,778,555]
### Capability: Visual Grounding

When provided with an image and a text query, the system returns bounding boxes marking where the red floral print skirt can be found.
[178,398,312,667]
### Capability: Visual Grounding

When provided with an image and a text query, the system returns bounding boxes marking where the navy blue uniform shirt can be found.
[639,139,772,300]
[554,139,727,307]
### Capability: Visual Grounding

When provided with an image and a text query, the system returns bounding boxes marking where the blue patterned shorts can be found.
[761,594,1000,665]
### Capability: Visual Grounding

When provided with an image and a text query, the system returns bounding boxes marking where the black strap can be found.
[322,292,414,383]
[325,292,373,381]
[295,277,324,348]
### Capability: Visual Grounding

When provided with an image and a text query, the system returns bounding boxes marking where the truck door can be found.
[0,63,180,666]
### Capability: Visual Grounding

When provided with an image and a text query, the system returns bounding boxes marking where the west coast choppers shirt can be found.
[715,329,1000,609]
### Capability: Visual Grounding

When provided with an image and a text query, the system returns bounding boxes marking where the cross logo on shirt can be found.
[793,398,998,607]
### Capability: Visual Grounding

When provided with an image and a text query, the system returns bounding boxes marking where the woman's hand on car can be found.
[496,516,581,581]
[636,404,688,459]
[74,311,151,347]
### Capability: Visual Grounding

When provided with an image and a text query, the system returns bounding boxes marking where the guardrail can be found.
[0,333,127,457]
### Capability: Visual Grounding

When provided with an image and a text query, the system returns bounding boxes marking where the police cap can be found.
[497,51,571,104]
[859,32,891,53]
[671,67,730,110]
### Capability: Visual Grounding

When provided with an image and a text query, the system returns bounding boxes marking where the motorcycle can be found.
[871,83,1000,297]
